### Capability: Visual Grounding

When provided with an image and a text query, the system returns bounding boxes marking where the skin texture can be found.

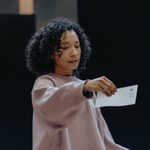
[25,17,92,76]
[83,76,117,96]
[53,30,81,76]
[53,30,117,97]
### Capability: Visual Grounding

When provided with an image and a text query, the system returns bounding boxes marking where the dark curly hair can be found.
[25,17,92,76]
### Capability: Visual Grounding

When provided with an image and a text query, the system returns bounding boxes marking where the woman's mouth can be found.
[68,60,79,63]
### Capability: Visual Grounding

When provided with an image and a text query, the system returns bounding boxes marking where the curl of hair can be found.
[25,17,92,76]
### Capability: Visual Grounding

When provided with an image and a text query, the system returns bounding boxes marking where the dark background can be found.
[0,0,150,149]
[78,0,150,150]
[0,14,35,150]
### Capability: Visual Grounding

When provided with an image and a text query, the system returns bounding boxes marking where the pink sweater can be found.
[31,73,129,150]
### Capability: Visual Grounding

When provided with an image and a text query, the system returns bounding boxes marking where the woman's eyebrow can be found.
[61,40,80,45]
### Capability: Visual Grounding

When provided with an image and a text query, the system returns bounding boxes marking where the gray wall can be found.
[0,0,78,30]
[0,0,18,13]
[35,0,78,29]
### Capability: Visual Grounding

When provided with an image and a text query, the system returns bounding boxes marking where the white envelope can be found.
[95,84,138,108]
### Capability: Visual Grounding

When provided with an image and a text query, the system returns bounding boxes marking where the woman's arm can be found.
[32,77,92,129]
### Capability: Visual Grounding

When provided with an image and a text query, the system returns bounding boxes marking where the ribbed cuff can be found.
[83,91,93,98]
[82,80,93,98]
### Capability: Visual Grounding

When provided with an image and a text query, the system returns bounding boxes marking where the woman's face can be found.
[53,30,81,75]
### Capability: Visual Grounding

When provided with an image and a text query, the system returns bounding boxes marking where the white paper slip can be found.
[95,84,138,108]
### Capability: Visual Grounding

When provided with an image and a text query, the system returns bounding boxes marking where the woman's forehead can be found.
[60,30,79,43]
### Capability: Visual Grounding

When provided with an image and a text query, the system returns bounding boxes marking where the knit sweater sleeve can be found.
[32,76,93,130]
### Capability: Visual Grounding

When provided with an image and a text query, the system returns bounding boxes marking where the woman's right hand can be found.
[83,76,117,96]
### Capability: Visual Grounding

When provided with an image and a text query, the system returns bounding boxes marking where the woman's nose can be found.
[70,47,78,56]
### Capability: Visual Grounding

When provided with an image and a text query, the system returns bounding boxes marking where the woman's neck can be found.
[54,69,73,76]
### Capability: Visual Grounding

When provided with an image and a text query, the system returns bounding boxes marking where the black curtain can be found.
[0,14,35,150]
[78,1,150,150]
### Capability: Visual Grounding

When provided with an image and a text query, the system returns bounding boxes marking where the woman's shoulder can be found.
[33,73,57,88]
[46,73,82,82]
[36,73,55,81]
[35,73,82,85]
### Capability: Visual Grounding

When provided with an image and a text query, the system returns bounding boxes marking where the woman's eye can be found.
[61,46,69,50]
[75,45,80,49]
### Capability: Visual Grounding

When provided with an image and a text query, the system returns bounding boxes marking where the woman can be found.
[25,17,129,150]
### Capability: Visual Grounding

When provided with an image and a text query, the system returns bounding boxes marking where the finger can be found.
[100,87,113,96]
[97,82,113,96]
[98,86,109,96]
[103,89,113,96]
[97,78,115,94]
[102,76,117,93]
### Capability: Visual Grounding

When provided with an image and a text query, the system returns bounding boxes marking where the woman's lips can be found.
[68,60,79,63]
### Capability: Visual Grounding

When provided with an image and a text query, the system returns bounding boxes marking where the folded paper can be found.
[95,84,138,107]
